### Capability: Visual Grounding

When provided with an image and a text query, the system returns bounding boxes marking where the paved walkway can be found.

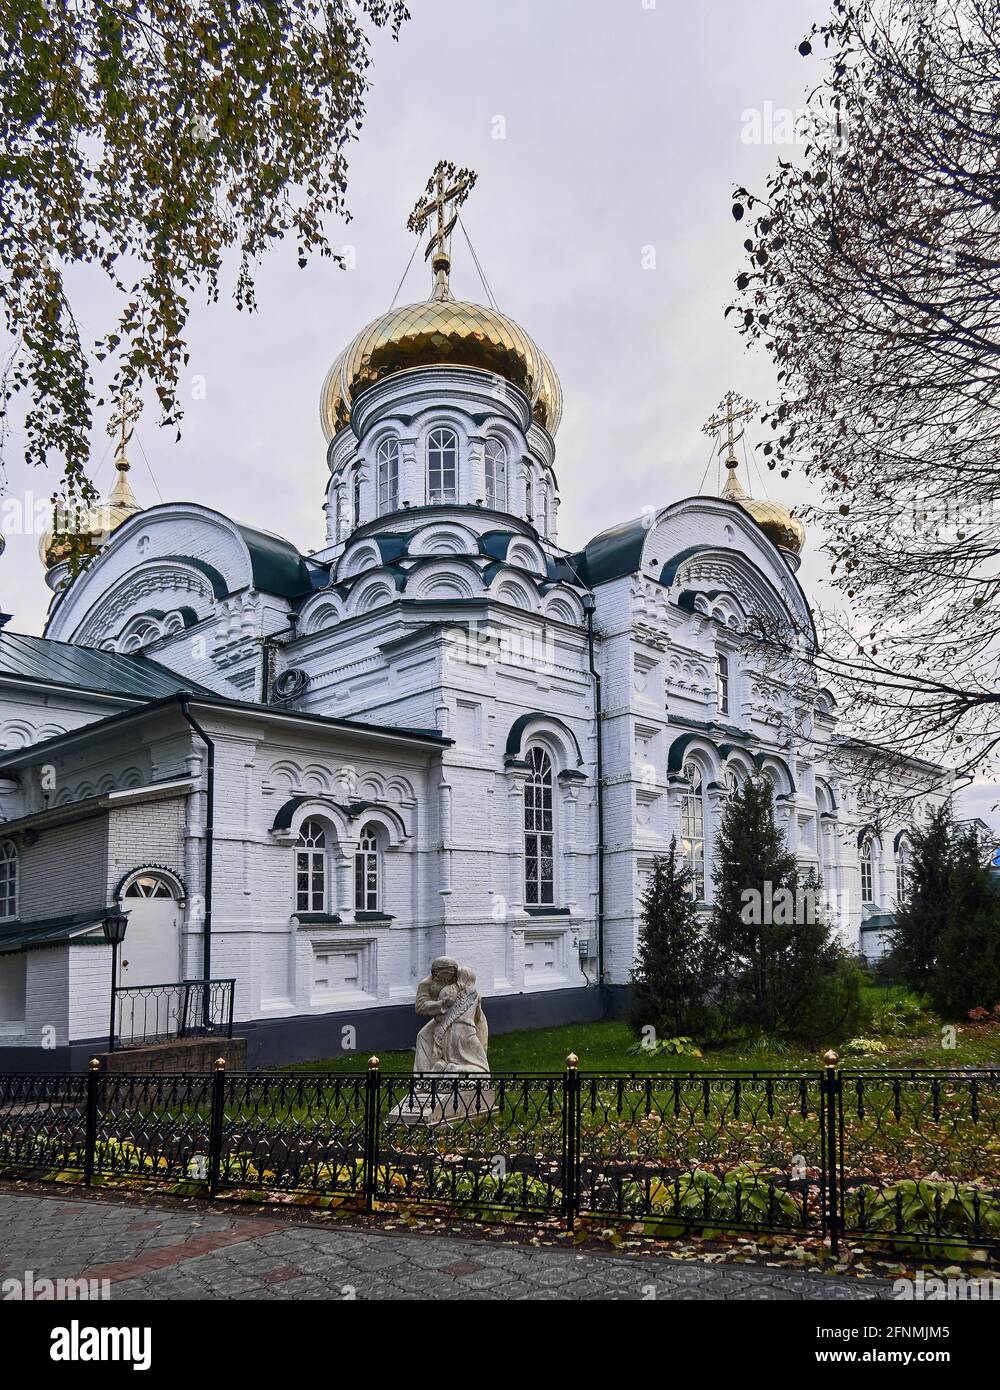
[0,1189,892,1300]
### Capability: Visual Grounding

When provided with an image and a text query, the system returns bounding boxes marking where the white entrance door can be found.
[119,877,181,987]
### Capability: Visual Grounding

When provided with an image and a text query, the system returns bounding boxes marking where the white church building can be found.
[0,171,945,1068]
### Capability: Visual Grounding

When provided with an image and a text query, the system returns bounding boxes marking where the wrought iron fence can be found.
[1,1057,997,1254]
[111,977,236,1051]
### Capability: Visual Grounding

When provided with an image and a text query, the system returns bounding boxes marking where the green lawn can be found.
[283,988,1000,1075]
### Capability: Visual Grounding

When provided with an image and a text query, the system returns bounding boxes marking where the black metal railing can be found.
[0,1057,997,1255]
[110,978,236,1051]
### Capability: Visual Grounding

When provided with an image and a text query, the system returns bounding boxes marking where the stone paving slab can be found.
[0,1189,893,1301]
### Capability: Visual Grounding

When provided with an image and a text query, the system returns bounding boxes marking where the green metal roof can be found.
[235,524,320,598]
[860,914,896,932]
[569,515,650,587]
[0,908,110,955]
[0,630,214,701]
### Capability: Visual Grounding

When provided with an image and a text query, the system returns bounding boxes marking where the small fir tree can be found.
[708,776,863,1042]
[888,805,954,989]
[932,826,1000,1016]
[630,838,710,1040]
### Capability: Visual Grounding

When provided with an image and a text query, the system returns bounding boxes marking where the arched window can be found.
[0,841,17,919]
[427,426,458,504]
[485,438,507,511]
[716,652,730,716]
[377,438,399,515]
[860,834,876,905]
[124,874,173,899]
[524,748,554,906]
[525,476,534,524]
[354,823,381,912]
[895,835,911,906]
[296,819,327,913]
[680,761,706,900]
[725,765,745,796]
[352,471,362,527]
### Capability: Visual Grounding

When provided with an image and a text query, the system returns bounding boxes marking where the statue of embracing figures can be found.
[413,956,489,1076]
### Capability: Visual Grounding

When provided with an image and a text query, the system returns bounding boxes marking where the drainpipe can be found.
[581,593,605,992]
[178,695,214,990]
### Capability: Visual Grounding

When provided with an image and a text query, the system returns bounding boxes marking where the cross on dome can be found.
[701,389,806,559]
[702,389,758,500]
[406,160,478,301]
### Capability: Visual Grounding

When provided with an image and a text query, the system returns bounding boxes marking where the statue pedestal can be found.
[385,1077,496,1128]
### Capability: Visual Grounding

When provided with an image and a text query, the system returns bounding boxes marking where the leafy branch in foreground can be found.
[0,0,408,538]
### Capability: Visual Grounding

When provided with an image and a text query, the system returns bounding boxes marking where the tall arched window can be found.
[296,819,327,913]
[485,438,507,511]
[524,747,554,906]
[524,476,534,524]
[0,841,17,920]
[716,652,730,716]
[354,823,381,912]
[680,761,706,900]
[860,834,876,905]
[377,438,399,515]
[427,426,458,503]
[895,835,911,906]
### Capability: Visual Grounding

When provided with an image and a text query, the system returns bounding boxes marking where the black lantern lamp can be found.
[102,906,130,1053]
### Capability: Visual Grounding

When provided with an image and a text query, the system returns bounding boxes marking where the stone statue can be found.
[413,956,489,1076]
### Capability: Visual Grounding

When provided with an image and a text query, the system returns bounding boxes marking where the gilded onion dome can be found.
[720,465,806,556]
[738,497,806,555]
[40,453,142,569]
[320,294,563,440]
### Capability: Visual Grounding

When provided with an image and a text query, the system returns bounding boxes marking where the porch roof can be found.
[0,908,111,955]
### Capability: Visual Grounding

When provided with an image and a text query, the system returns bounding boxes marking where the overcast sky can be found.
[0,0,995,827]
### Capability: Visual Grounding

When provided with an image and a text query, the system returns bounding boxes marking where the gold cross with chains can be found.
[702,389,758,464]
[407,160,478,298]
[107,393,141,466]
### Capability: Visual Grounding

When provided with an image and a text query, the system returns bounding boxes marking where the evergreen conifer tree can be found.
[630,838,709,1039]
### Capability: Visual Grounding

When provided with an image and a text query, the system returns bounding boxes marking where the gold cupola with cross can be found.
[320,161,562,438]
[41,397,144,572]
[702,390,806,560]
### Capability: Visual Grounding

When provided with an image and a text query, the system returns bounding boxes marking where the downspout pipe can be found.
[178,695,214,987]
[581,593,605,993]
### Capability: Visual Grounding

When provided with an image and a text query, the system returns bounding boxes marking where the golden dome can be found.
[739,497,806,555]
[41,457,142,569]
[718,454,806,556]
[320,295,563,439]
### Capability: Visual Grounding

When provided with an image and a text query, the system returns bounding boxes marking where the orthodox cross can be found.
[702,390,758,498]
[407,160,478,298]
[108,394,141,471]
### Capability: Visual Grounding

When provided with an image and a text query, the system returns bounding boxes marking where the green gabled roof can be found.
[0,630,213,701]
